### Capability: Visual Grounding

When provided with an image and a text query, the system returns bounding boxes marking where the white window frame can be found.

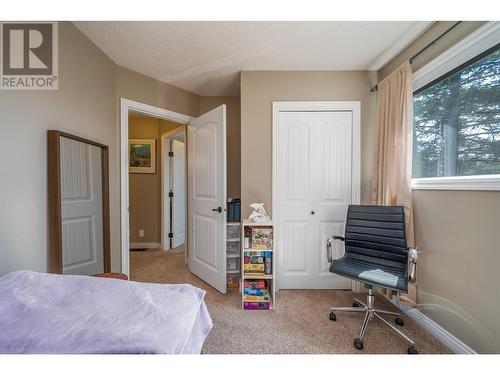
[411,21,500,191]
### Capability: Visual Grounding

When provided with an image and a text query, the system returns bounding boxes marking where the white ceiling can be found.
[75,21,432,96]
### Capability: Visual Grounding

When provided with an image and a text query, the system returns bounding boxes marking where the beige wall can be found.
[413,190,500,353]
[240,70,377,218]
[0,22,203,275]
[200,96,241,198]
[115,66,200,118]
[379,21,499,353]
[129,116,160,244]
[0,22,117,275]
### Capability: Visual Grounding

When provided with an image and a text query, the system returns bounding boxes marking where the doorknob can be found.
[212,207,223,213]
[311,210,315,215]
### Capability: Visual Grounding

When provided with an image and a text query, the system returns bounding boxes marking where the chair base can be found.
[330,286,417,354]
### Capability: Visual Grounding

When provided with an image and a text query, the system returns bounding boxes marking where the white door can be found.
[188,105,227,293]
[277,111,354,289]
[60,137,104,275]
[172,139,186,248]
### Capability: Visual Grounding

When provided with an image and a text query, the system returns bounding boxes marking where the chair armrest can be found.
[407,247,418,283]
[326,235,345,263]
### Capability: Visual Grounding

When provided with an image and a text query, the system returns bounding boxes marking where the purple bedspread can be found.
[0,270,213,354]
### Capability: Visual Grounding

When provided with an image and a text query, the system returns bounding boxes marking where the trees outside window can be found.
[413,45,500,178]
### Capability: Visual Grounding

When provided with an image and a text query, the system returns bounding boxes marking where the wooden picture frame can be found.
[48,130,111,274]
[129,138,156,174]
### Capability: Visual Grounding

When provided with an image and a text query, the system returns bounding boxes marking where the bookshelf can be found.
[241,220,275,310]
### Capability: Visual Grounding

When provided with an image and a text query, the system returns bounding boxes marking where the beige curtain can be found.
[372,61,416,305]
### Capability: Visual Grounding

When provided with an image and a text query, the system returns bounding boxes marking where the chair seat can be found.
[329,256,407,292]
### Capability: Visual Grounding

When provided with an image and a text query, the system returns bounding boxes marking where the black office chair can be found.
[327,205,418,354]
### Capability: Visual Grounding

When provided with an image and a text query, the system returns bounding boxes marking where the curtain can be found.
[372,61,417,305]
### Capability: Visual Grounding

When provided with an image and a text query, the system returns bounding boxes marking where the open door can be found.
[172,139,186,248]
[188,105,227,294]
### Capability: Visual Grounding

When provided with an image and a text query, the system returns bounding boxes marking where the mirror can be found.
[48,130,110,275]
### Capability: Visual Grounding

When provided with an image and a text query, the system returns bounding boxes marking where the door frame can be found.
[272,101,361,292]
[160,127,187,257]
[47,130,111,274]
[120,98,191,277]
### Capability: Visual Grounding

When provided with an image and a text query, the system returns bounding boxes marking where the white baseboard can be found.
[388,296,477,354]
[129,242,160,249]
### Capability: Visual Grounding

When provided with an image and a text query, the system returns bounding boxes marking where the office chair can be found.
[327,205,418,354]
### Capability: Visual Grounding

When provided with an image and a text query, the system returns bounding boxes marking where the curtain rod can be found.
[370,21,463,93]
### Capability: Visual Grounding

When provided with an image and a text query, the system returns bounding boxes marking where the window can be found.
[411,22,500,190]
[413,44,500,180]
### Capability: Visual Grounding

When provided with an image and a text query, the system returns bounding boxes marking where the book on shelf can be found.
[244,280,266,289]
[243,287,269,295]
[244,264,265,272]
[243,294,270,302]
[244,250,272,256]
[244,227,273,250]
[252,228,273,250]
[243,301,270,310]
[244,255,264,263]
[244,250,272,275]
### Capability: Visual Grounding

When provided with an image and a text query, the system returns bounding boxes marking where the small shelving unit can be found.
[226,222,241,289]
[241,220,275,310]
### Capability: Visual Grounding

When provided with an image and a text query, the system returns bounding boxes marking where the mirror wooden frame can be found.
[47,130,111,274]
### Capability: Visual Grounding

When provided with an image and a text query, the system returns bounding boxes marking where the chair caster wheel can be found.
[395,317,404,326]
[408,345,418,354]
[329,312,337,321]
[354,338,364,350]
[352,301,360,307]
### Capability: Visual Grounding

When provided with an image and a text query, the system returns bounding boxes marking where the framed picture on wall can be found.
[129,139,156,174]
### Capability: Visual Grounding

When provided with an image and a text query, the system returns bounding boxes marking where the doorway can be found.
[120,99,191,277]
[120,99,228,294]
[272,101,361,290]
[127,110,186,279]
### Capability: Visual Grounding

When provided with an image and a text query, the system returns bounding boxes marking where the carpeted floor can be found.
[130,247,450,354]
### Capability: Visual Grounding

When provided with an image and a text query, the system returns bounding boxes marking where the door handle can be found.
[212,207,223,213]
[311,210,315,215]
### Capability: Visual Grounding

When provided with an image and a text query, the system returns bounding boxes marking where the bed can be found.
[0,270,213,354]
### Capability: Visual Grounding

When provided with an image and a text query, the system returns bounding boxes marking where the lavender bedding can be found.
[0,270,213,354]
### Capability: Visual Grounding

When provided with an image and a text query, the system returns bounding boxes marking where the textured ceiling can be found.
[75,21,431,96]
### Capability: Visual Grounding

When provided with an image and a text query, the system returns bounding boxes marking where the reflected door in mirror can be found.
[60,137,104,275]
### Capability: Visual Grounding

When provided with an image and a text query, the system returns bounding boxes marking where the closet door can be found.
[277,111,353,289]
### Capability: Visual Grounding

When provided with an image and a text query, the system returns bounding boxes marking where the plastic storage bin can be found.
[227,224,240,239]
[226,272,240,288]
[227,257,240,271]
[226,240,240,254]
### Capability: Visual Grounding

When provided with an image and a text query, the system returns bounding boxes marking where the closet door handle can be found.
[212,207,223,213]
[311,210,315,215]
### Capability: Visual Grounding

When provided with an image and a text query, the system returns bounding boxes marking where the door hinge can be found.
[168,151,174,157]
[168,191,173,198]
[168,232,173,238]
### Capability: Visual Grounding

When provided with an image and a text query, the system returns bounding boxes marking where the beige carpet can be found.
[130,248,450,354]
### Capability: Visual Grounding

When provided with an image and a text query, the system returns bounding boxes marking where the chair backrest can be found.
[344,205,408,271]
